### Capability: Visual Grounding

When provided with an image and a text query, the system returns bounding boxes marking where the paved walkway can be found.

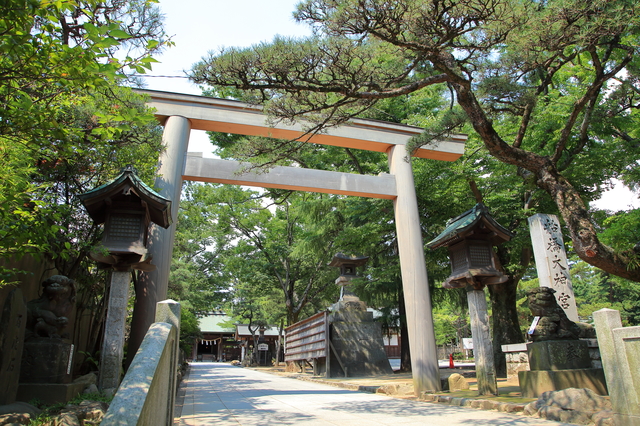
[176,363,568,425]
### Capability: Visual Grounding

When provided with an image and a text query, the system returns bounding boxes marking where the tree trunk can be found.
[539,168,638,279]
[451,79,640,283]
[487,277,524,378]
[275,319,284,366]
[398,286,412,372]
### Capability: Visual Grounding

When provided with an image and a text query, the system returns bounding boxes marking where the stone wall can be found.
[102,322,176,425]
[502,344,529,378]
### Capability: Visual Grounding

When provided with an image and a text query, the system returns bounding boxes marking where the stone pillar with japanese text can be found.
[528,213,579,322]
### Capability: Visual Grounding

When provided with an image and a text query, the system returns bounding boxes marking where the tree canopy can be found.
[190,0,640,282]
[1,0,171,284]
[1,0,172,370]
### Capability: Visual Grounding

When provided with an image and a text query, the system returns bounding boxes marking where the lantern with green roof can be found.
[427,203,513,290]
[79,165,172,272]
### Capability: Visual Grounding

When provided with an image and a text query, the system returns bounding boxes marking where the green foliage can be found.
[599,209,640,270]
[433,307,469,346]
[516,278,543,336]
[173,181,359,325]
[29,392,113,425]
[571,259,640,325]
[190,0,640,282]
[77,350,100,371]
[0,0,170,285]
[0,0,173,376]
[179,308,202,355]
[0,0,169,282]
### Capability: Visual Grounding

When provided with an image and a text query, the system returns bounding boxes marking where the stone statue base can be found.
[519,368,607,398]
[16,382,85,405]
[19,339,73,384]
[518,340,607,398]
[527,340,591,370]
[327,301,393,377]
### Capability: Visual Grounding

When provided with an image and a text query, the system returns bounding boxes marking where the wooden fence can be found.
[284,311,329,375]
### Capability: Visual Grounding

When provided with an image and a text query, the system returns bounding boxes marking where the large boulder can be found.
[0,402,41,426]
[0,402,41,417]
[49,400,108,426]
[523,388,613,425]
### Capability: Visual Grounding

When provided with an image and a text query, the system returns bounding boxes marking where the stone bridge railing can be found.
[102,300,181,426]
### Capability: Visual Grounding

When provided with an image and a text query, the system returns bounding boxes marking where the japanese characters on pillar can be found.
[528,213,579,322]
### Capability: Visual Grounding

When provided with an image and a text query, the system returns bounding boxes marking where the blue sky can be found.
[141,0,311,158]
[144,0,310,95]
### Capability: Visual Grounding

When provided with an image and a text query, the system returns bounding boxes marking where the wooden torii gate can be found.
[131,89,466,394]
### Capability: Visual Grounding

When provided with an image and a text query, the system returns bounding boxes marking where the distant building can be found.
[194,313,239,362]
[235,324,281,365]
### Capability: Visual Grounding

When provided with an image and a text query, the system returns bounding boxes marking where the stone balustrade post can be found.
[156,299,181,425]
[593,308,640,426]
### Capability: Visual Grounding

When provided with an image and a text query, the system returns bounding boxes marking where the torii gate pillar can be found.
[127,115,191,365]
[388,146,441,392]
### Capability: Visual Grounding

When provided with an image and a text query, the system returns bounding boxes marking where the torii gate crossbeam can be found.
[131,89,467,395]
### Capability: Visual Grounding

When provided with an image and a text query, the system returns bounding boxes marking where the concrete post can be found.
[593,308,640,426]
[99,271,131,393]
[467,288,498,395]
[128,116,191,367]
[387,146,441,394]
[156,299,181,425]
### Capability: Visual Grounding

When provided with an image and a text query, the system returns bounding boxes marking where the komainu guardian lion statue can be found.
[26,275,76,339]
[527,287,594,342]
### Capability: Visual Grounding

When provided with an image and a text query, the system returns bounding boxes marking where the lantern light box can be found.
[79,165,172,271]
[427,203,513,290]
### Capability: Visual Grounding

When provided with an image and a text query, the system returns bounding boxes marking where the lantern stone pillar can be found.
[387,146,441,394]
[79,165,172,393]
[427,203,513,396]
[129,115,191,366]
[98,271,131,393]
[467,287,498,395]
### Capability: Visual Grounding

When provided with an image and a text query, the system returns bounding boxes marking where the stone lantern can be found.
[79,165,172,393]
[427,203,513,396]
[326,253,393,377]
[328,253,369,304]
[79,164,172,272]
[427,203,513,290]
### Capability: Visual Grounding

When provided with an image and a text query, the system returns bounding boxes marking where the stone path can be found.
[176,363,570,425]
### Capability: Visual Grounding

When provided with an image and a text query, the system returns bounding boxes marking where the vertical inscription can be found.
[528,214,579,322]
